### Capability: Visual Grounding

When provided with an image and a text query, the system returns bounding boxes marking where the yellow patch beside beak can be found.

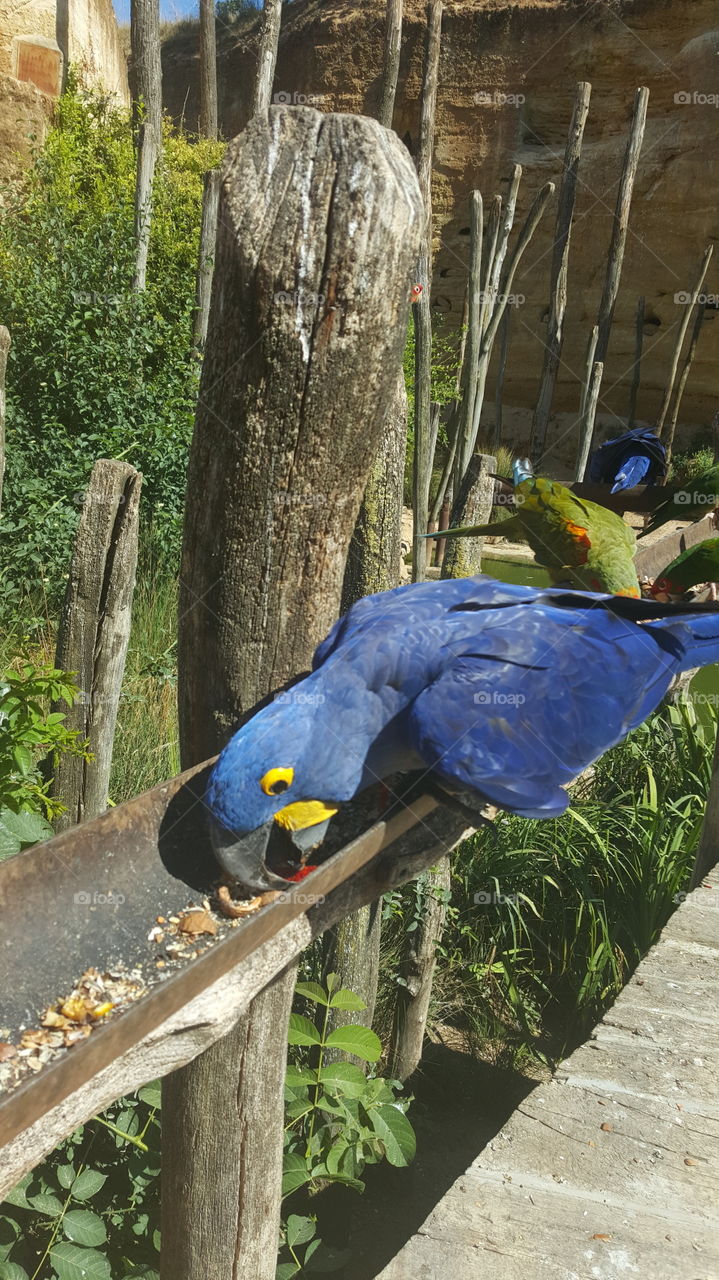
[273,799,339,832]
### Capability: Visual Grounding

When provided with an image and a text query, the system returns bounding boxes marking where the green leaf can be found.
[294,981,330,1007]
[324,1025,381,1063]
[70,1170,107,1201]
[0,808,53,857]
[137,1082,162,1109]
[369,1106,416,1167]
[325,972,339,993]
[3,1175,32,1208]
[287,1013,321,1047]
[276,1264,299,1280]
[56,1164,75,1190]
[318,1063,369,1097]
[119,1271,159,1280]
[28,1191,63,1216]
[49,1242,111,1280]
[284,1064,315,1088]
[285,1214,316,1248]
[0,1262,29,1280]
[282,1153,311,1197]
[328,989,366,1011]
[0,1215,20,1263]
[62,1208,107,1247]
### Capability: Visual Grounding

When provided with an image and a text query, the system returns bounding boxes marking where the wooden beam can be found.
[0,784,468,1196]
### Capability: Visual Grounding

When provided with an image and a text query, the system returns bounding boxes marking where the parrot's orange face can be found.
[411,284,423,302]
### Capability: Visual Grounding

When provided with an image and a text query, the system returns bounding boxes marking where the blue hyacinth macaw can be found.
[588,427,666,494]
[205,576,719,889]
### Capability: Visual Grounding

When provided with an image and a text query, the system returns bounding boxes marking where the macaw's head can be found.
[204,692,342,891]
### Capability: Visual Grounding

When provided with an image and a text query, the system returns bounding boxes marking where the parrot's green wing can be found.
[654,537,719,593]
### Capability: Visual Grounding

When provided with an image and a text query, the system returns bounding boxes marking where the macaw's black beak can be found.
[208,814,335,893]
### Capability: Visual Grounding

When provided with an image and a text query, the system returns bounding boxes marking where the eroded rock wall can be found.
[164,0,719,462]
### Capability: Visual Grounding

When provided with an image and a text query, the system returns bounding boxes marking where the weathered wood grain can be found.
[0,324,9,516]
[130,0,162,291]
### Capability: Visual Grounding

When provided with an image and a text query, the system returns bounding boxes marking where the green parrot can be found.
[428,458,641,597]
[642,463,719,535]
[651,537,719,601]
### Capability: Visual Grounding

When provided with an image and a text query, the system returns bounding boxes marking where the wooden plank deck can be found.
[376,873,719,1280]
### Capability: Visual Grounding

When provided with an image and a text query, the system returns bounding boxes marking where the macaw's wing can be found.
[406,608,674,819]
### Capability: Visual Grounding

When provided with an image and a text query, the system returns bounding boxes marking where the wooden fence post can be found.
[163,107,423,1280]
[130,0,162,291]
[50,460,142,829]
[377,0,403,129]
[192,168,221,352]
[252,0,282,116]
[0,325,9,516]
[530,81,591,467]
[199,0,218,140]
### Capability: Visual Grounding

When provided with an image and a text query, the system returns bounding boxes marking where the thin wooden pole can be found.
[411,0,442,583]
[482,164,521,338]
[656,244,713,436]
[493,305,511,454]
[377,0,403,129]
[192,168,221,352]
[251,0,282,116]
[51,461,142,829]
[199,0,218,140]
[531,81,591,466]
[164,109,423,1280]
[627,295,645,428]
[593,86,649,367]
[130,0,162,292]
[580,324,599,420]
[0,325,9,517]
[461,180,555,477]
[663,301,707,468]
[478,194,502,341]
[574,359,603,482]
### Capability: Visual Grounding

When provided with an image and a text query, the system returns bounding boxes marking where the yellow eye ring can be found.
[261,766,294,797]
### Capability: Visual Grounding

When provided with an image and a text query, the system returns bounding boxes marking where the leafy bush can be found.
[0,81,223,618]
[0,662,87,858]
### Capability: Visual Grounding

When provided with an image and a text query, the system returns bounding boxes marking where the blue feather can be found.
[206,577,719,834]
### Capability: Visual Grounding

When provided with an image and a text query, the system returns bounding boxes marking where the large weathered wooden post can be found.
[163,106,423,1280]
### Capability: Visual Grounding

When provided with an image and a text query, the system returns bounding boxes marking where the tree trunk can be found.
[251,0,282,116]
[192,168,221,352]
[199,0,218,140]
[50,461,142,829]
[342,374,406,607]
[130,0,162,291]
[164,107,423,1280]
[0,325,9,516]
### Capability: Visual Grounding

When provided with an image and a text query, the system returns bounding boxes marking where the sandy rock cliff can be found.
[163,0,719,464]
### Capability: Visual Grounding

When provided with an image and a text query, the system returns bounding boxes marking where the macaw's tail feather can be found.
[512,457,534,487]
[419,515,523,541]
[668,609,719,672]
[610,454,651,493]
